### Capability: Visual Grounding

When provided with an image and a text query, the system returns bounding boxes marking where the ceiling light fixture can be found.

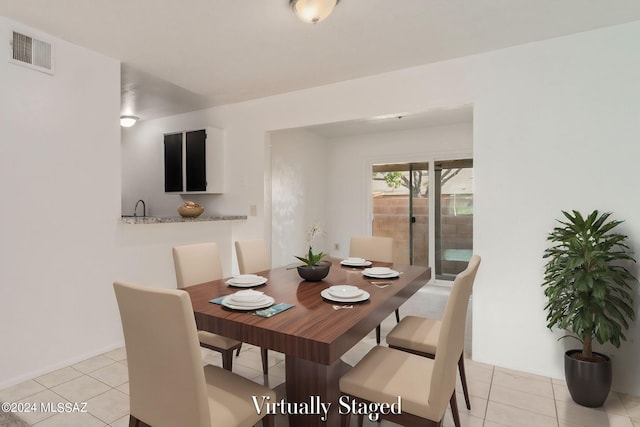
[290,0,340,24]
[120,115,139,128]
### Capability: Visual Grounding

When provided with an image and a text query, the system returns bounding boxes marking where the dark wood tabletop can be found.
[184,257,431,427]
[185,258,431,364]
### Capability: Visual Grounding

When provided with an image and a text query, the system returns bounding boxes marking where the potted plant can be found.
[542,210,637,407]
[295,224,330,282]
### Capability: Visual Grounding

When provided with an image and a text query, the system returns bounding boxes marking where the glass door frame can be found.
[365,152,472,284]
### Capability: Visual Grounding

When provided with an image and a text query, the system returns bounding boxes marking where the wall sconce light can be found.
[290,0,340,24]
[120,115,139,128]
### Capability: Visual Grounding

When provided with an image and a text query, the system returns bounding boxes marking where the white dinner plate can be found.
[362,268,400,278]
[321,288,370,303]
[226,276,268,287]
[231,274,262,283]
[221,295,275,310]
[340,260,373,267]
[229,290,265,303]
[227,297,271,308]
[329,285,363,298]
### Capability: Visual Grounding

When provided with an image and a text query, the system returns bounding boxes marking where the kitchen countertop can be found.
[120,215,247,224]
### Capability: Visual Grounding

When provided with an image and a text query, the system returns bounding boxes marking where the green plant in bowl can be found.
[295,247,327,267]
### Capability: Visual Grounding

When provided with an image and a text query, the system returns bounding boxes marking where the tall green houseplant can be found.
[543,210,637,361]
[543,210,637,407]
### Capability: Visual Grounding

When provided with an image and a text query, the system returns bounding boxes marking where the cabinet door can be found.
[185,129,207,191]
[164,133,183,192]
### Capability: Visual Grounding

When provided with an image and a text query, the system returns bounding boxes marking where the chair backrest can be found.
[429,255,481,417]
[172,242,223,289]
[113,281,211,427]
[349,236,393,262]
[235,239,270,274]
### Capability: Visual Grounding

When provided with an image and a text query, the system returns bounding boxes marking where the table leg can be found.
[285,356,350,427]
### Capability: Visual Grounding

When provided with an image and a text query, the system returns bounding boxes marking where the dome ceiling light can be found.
[290,0,340,24]
[120,115,139,128]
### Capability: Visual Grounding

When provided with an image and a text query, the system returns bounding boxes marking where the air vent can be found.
[9,30,54,74]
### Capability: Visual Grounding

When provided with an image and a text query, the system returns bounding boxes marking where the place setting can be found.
[362,266,401,279]
[340,257,373,268]
[220,289,275,311]
[321,285,370,305]
[225,273,268,288]
[209,289,294,317]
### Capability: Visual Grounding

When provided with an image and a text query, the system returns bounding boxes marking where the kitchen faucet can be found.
[134,199,146,217]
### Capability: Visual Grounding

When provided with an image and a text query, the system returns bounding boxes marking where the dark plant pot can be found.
[297,262,331,282]
[564,350,612,407]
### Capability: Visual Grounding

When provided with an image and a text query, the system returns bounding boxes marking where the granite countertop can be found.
[120,215,247,224]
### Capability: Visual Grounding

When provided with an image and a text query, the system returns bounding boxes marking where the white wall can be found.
[0,18,122,388]
[123,20,640,394]
[270,128,329,268]
[471,22,640,393]
[115,221,237,288]
[324,123,473,259]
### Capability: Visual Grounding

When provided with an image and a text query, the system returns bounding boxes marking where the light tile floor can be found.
[2,285,640,426]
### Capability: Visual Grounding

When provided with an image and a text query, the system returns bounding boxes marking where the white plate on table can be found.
[226,276,268,287]
[221,295,274,310]
[321,288,370,303]
[231,274,261,283]
[362,267,400,278]
[340,258,372,267]
[328,285,363,299]
[228,289,265,303]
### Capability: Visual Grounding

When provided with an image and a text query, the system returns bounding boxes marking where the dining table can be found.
[184,257,431,427]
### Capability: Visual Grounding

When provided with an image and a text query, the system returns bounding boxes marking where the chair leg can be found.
[262,414,274,427]
[458,354,471,410]
[129,416,151,427]
[377,310,400,345]
[236,342,243,356]
[222,349,233,371]
[450,391,461,427]
[340,410,351,427]
[261,348,269,375]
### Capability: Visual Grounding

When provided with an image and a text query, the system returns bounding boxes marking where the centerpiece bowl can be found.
[297,261,331,282]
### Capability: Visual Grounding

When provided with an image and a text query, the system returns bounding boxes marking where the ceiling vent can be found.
[9,30,54,74]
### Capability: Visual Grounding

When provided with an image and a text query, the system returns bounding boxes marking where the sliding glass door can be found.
[371,159,473,279]
[371,163,429,267]
[434,159,474,279]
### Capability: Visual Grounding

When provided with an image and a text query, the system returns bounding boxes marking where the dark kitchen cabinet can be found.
[163,127,224,194]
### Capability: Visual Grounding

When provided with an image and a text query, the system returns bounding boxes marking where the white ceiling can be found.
[302,106,474,138]
[3,0,640,128]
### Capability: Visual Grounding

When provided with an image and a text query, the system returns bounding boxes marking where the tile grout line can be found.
[483,364,494,424]
[550,376,559,427]
[484,367,564,426]
[31,360,128,427]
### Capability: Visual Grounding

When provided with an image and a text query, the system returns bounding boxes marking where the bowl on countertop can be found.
[178,202,204,218]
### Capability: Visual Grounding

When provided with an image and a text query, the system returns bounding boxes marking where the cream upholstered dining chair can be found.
[350,236,394,264]
[235,239,270,275]
[339,255,481,427]
[113,281,275,427]
[173,242,224,289]
[349,236,397,344]
[386,255,481,416]
[172,242,246,372]
[234,239,271,375]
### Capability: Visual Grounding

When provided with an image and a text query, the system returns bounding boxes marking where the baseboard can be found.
[0,341,125,391]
